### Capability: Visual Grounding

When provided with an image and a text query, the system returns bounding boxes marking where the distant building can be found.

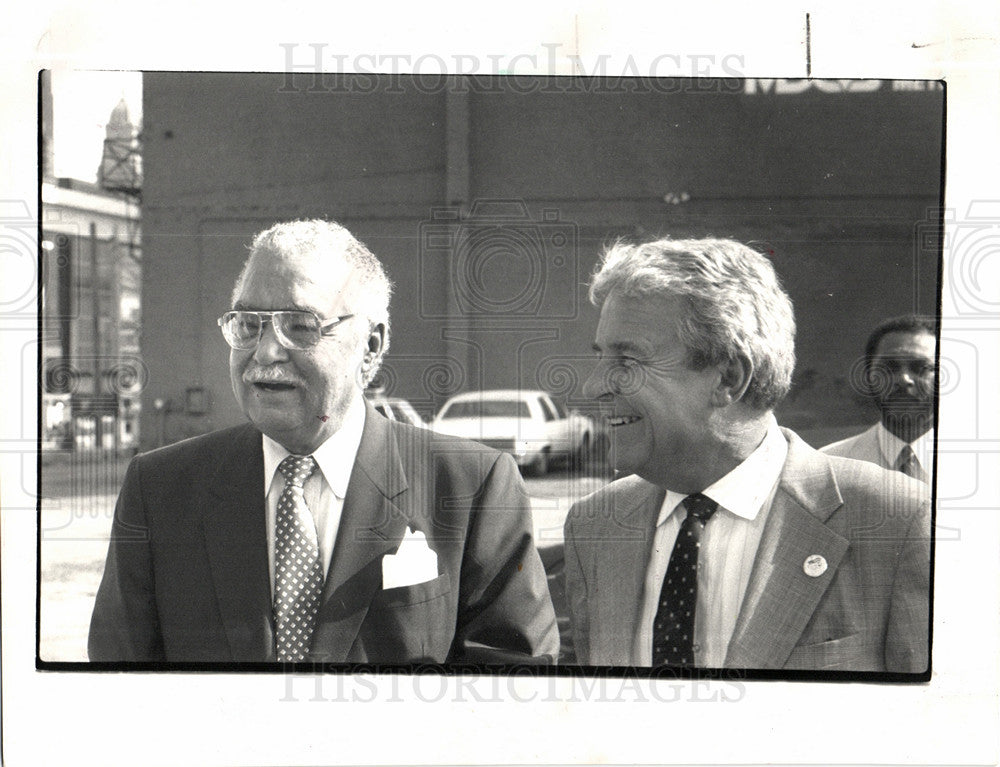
[98,98,143,196]
[138,75,942,450]
[41,79,142,452]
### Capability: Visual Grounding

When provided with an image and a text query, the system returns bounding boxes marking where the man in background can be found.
[821,315,937,484]
[564,238,930,672]
[90,219,558,664]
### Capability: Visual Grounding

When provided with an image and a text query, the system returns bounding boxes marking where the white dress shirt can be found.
[634,416,788,667]
[876,422,933,483]
[262,395,365,596]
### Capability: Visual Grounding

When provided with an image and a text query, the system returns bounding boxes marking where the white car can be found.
[430,389,594,476]
[367,395,427,428]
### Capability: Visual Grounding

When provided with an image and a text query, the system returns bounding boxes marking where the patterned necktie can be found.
[274,455,323,662]
[896,445,925,482]
[652,493,719,667]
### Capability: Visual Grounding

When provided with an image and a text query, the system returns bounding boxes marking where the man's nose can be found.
[252,322,290,364]
[895,367,917,388]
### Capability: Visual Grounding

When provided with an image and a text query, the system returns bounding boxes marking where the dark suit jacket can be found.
[89,406,559,663]
[564,428,931,672]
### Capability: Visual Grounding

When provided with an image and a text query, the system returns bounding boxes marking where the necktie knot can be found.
[896,445,920,478]
[278,455,316,488]
[683,493,718,524]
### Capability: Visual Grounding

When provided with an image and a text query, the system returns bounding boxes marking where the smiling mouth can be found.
[252,381,297,392]
[606,415,641,427]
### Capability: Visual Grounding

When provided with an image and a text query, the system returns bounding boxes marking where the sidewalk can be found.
[39,494,117,662]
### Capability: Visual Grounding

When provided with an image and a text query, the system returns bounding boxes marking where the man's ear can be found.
[712,354,753,406]
[366,322,386,358]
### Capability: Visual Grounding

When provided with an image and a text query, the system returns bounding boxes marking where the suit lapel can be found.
[857,424,887,468]
[725,430,849,668]
[203,424,275,661]
[309,405,410,662]
[593,478,663,665]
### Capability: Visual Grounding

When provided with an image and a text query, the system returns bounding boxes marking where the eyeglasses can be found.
[217,310,354,350]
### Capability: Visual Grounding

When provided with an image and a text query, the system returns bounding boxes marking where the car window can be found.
[373,403,392,419]
[551,398,568,418]
[538,396,557,421]
[440,400,531,419]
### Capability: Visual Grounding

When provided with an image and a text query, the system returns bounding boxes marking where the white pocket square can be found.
[382,529,438,589]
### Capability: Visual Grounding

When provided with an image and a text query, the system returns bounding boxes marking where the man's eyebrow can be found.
[229,303,315,313]
[593,340,648,356]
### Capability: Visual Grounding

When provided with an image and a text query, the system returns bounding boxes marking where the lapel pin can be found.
[803,554,828,577]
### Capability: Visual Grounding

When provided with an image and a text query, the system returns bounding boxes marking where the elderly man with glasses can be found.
[89,219,558,665]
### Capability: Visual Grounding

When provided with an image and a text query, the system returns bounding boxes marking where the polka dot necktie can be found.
[652,493,718,667]
[274,455,323,662]
[896,445,926,482]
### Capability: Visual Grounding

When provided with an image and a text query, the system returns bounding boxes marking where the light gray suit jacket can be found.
[821,424,888,468]
[563,428,930,672]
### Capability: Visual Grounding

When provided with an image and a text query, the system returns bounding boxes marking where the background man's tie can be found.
[896,445,927,482]
[274,455,323,662]
[652,493,719,666]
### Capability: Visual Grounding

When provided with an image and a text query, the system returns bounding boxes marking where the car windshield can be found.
[440,400,530,419]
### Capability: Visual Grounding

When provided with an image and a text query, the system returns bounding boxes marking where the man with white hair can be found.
[90,219,558,664]
[564,238,930,672]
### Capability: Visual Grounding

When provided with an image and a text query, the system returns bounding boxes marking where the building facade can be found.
[41,179,142,451]
[139,74,943,450]
[41,84,143,453]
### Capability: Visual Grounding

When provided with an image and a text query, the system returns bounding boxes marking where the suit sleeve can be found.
[562,504,590,665]
[451,452,559,664]
[885,496,932,673]
[88,457,165,661]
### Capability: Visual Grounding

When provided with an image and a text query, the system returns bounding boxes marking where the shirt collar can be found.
[657,415,788,526]
[262,394,366,499]
[876,422,934,467]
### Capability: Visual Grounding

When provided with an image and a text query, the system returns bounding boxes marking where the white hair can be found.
[234,219,393,385]
[590,237,796,410]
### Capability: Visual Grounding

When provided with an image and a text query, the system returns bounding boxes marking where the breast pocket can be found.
[784,633,877,671]
[357,572,455,663]
[374,572,451,608]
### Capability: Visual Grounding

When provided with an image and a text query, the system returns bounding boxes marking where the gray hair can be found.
[234,219,393,385]
[589,237,796,410]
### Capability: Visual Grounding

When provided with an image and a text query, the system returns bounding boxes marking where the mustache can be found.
[881,389,931,403]
[243,367,305,387]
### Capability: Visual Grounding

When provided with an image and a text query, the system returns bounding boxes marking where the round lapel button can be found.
[803,554,828,577]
